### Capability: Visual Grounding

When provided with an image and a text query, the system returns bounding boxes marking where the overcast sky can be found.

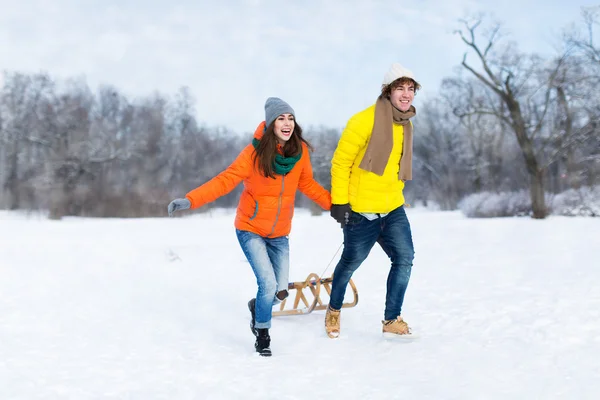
[0,0,594,134]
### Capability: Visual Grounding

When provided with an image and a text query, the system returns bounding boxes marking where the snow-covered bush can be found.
[459,186,600,218]
[458,190,532,218]
[550,186,600,217]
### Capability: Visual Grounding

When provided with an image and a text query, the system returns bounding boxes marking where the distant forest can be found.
[1,13,598,219]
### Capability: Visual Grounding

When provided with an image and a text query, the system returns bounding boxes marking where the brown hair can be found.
[253,120,313,178]
[381,77,421,98]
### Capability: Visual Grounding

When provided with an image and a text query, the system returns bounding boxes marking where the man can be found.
[326,63,420,339]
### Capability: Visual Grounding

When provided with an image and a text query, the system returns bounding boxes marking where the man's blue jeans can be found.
[329,206,414,321]
[236,230,289,329]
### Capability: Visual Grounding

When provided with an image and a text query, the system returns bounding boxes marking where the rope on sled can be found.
[318,242,344,279]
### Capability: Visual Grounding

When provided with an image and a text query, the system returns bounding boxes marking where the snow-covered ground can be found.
[1,208,599,399]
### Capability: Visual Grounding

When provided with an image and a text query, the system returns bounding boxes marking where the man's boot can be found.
[382,316,414,338]
[325,306,341,338]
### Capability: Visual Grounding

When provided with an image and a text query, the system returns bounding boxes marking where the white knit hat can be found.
[382,63,417,86]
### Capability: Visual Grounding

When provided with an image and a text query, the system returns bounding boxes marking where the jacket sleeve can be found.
[185,145,253,209]
[330,114,370,204]
[298,146,331,211]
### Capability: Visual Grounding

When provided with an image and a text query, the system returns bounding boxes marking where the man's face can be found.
[389,82,415,112]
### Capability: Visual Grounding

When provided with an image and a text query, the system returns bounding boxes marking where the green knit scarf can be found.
[252,138,302,175]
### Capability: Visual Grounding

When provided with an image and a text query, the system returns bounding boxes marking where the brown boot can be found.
[325,306,341,338]
[382,316,413,338]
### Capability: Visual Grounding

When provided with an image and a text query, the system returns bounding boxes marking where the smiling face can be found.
[389,81,415,112]
[273,113,295,145]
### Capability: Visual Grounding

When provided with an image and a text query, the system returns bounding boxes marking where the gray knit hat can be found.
[264,97,295,128]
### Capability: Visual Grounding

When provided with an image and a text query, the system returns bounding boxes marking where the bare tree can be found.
[558,6,600,189]
[410,98,472,209]
[441,77,518,193]
[455,17,567,218]
[566,6,600,65]
[0,72,54,209]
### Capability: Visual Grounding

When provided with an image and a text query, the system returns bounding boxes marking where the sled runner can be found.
[272,273,359,316]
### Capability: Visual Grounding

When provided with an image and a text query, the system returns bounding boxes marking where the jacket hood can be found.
[253,121,266,140]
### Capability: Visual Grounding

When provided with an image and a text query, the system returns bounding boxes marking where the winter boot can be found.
[248,298,257,336]
[325,305,341,338]
[382,316,413,338]
[255,328,272,357]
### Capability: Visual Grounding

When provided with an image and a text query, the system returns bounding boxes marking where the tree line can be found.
[1,12,598,219]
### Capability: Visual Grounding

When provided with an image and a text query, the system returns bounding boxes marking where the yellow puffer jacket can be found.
[331,104,407,213]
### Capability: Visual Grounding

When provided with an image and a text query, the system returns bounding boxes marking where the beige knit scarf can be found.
[358,96,416,181]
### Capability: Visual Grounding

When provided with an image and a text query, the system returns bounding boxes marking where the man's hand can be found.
[330,203,352,228]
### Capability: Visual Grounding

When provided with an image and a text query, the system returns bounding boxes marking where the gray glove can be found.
[168,198,191,217]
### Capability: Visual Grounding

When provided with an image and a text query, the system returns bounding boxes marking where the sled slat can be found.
[272,273,358,317]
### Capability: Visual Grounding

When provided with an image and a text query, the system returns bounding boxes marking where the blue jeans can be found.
[236,230,289,329]
[329,206,414,321]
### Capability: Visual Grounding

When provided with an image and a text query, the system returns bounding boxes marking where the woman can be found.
[168,97,331,356]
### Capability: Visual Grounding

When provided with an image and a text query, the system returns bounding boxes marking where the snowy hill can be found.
[1,209,599,399]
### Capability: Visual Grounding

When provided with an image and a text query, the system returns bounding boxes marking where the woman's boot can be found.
[255,328,271,357]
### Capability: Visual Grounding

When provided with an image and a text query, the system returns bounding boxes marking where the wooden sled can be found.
[272,273,359,316]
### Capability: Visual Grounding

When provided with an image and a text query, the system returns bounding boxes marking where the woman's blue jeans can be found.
[236,230,289,329]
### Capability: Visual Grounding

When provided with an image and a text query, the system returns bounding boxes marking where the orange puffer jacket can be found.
[185,121,331,238]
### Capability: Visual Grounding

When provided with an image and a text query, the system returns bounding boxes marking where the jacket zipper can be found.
[267,176,285,237]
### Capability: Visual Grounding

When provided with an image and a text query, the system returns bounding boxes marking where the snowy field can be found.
[1,208,599,400]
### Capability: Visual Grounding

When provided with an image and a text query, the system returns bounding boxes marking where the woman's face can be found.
[389,82,415,112]
[273,113,295,145]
